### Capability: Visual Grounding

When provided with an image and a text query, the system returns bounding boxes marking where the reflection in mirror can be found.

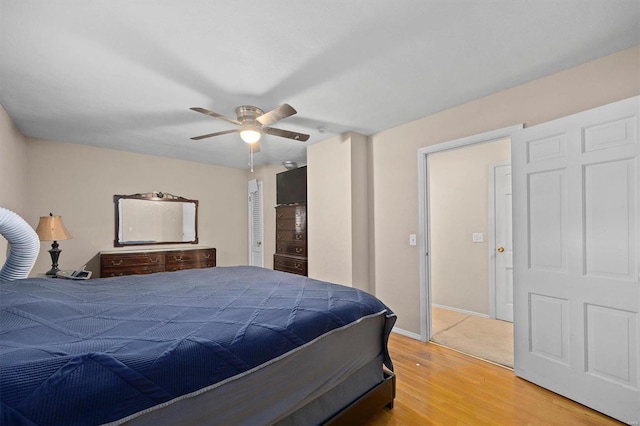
[114,192,198,247]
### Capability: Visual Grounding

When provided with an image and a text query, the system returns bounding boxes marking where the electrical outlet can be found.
[472,232,484,243]
[409,234,417,246]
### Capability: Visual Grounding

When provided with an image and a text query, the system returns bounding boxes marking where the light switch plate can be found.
[472,232,484,243]
[409,234,417,246]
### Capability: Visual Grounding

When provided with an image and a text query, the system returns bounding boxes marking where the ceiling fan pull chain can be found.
[250,144,254,173]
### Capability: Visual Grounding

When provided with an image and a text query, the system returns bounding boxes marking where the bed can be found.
[0,266,396,425]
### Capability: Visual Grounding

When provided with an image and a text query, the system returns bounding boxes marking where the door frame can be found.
[488,160,512,320]
[417,124,523,342]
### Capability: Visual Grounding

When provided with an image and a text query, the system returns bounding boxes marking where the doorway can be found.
[248,179,264,267]
[417,125,523,366]
[491,162,513,323]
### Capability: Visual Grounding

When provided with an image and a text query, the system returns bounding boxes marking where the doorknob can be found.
[497,246,505,252]
[256,241,262,246]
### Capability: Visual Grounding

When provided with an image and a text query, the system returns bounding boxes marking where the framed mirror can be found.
[114,192,198,247]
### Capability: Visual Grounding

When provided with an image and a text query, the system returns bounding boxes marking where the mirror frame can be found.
[114,192,199,247]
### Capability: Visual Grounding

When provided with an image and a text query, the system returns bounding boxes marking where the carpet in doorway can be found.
[431,314,514,368]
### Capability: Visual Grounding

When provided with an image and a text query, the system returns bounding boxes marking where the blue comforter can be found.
[0,266,394,425]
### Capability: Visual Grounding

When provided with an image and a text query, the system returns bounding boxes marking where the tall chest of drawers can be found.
[100,247,216,277]
[273,204,308,276]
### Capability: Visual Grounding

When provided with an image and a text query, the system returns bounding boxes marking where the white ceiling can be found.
[1,1,638,169]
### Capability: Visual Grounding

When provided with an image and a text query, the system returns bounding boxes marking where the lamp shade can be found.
[35,215,72,242]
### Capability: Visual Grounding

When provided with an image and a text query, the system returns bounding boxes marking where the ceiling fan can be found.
[189,104,310,152]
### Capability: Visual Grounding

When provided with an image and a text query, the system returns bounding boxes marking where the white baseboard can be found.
[393,307,491,342]
[392,327,421,340]
[433,303,490,319]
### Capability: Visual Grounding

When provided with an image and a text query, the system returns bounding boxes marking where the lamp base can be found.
[47,241,61,276]
[45,267,59,276]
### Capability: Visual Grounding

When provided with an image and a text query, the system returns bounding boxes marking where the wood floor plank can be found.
[366,333,622,425]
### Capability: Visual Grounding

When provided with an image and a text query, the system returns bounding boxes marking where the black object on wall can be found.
[276,166,307,205]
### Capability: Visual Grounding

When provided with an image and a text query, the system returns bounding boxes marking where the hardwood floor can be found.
[366,333,622,425]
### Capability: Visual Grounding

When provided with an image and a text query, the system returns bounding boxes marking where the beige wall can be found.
[2,47,639,336]
[0,104,29,265]
[307,132,370,291]
[0,106,287,279]
[308,133,353,285]
[350,133,370,292]
[429,138,510,315]
[372,46,640,334]
[25,139,249,276]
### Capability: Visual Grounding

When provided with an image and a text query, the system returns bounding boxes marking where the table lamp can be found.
[35,213,73,276]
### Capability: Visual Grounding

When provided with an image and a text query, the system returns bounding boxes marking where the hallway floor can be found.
[431,306,514,368]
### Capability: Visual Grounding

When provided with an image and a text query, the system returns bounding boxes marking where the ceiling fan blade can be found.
[190,107,241,126]
[256,104,297,126]
[263,126,310,142]
[190,129,239,140]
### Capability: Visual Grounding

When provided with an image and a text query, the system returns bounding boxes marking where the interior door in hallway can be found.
[248,179,263,267]
[512,96,639,424]
[493,164,513,322]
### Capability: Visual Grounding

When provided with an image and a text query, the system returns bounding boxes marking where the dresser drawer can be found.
[101,264,164,277]
[101,253,164,269]
[276,241,307,257]
[275,205,306,220]
[165,251,197,263]
[276,230,306,242]
[165,261,201,272]
[273,254,308,276]
[275,218,306,232]
[165,248,216,271]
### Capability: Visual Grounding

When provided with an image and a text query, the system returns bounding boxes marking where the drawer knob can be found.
[295,234,302,240]
[295,248,303,254]
[294,263,302,269]
[174,256,183,261]
[150,257,159,263]
[204,254,210,258]
[111,260,123,266]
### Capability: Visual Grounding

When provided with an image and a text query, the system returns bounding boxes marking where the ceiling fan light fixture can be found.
[190,104,309,144]
[240,127,261,144]
[282,161,298,170]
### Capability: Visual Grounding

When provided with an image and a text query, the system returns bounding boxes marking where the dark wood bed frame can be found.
[325,371,396,425]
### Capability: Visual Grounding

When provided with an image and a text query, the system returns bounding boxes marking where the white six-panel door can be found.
[512,96,639,424]
[494,164,514,322]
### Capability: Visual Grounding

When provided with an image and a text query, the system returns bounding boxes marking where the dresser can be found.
[100,246,216,277]
[274,204,308,276]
